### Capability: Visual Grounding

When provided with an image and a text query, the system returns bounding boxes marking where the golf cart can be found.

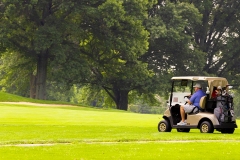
[158,76,238,133]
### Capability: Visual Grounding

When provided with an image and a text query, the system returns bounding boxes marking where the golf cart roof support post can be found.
[169,80,174,107]
[191,81,194,95]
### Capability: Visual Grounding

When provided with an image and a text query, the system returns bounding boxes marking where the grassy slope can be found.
[0,91,77,105]
[0,92,240,160]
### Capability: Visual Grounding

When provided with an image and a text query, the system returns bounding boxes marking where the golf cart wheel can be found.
[177,128,190,133]
[158,120,172,132]
[200,121,214,133]
[221,128,235,134]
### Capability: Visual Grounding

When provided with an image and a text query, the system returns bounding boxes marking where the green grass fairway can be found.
[0,102,240,159]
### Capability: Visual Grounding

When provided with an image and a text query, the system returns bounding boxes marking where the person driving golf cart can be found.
[177,83,206,125]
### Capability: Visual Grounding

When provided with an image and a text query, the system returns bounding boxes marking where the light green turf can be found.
[1,142,240,160]
[0,101,240,159]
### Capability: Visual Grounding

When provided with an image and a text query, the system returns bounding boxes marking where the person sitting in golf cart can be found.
[177,83,206,125]
[211,86,218,99]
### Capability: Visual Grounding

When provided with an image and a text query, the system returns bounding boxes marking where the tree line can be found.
[0,0,240,112]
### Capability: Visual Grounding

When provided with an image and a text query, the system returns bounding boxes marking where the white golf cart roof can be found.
[171,76,229,98]
[171,76,227,81]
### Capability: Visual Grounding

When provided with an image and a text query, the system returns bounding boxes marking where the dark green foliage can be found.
[0,0,240,113]
[0,0,94,99]
[142,1,204,96]
[144,1,203,74]
[187,0,240,84]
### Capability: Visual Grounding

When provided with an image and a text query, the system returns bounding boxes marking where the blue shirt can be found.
[190,89,206,107]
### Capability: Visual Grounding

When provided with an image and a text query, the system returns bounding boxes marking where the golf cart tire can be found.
[177,128,190,132]
[200,121,214,133]
[158,119,172,132]
[221,128,235,134]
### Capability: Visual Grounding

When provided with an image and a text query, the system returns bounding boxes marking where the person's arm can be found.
[189,93,197,105]
[185,96,192,105]
[187,99,192,105]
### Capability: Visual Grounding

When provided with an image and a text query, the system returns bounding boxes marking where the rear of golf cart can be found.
[158,76,238,133]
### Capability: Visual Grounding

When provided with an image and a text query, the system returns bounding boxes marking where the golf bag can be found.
[214,93,234,122]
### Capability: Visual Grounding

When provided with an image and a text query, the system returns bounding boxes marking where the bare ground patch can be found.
[2,140,240,147]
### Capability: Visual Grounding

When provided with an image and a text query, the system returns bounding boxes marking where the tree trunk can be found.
[35,51,48,99]
[114,89,129,111]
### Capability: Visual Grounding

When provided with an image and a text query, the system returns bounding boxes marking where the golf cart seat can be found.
[188,96,207,115]
[199,96,207,111]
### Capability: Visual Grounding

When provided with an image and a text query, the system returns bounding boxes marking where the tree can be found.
[184,0,240,84]
[0,1,92,99]
[76,0,156,110]
[0,0,158,110]
[142,0,203,96]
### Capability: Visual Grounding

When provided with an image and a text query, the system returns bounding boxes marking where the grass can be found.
[0,91,240,159]
[0,91,76,105]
